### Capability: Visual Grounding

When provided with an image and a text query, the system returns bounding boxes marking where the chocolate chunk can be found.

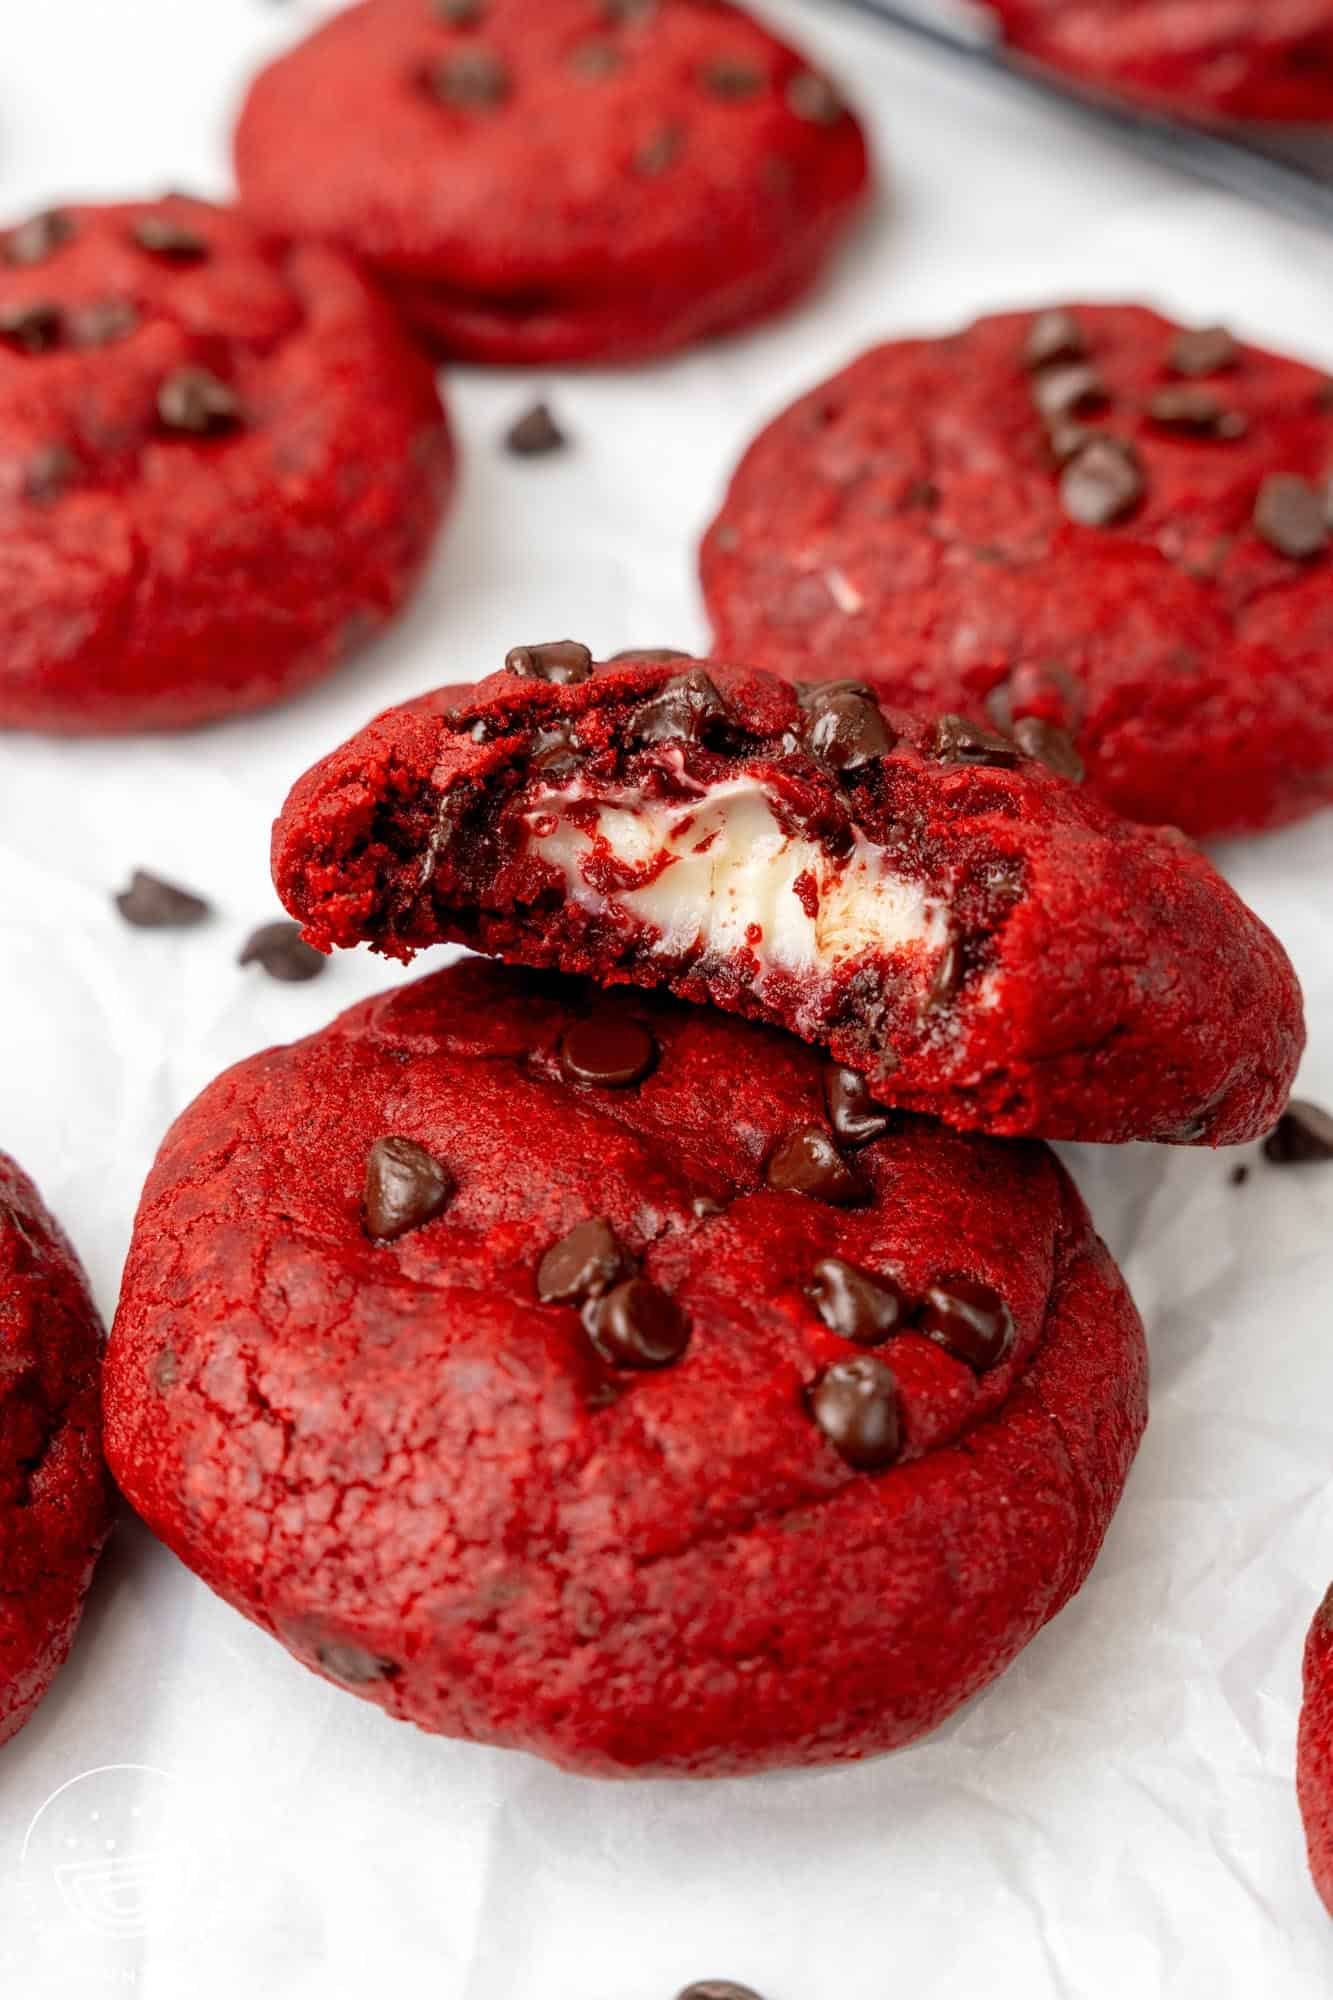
[4,209,74,267]
[1168,324,1238,378]
[765,1125,870,1206]
[809,1355,901,1470]
[1262,1100,1333,1165]
[433,0,484,20]
[786,70,845,124]
[24,442,78,503]
[634,125,684,176]
[1022,309,1087,373]
[802,684,893,771]
[0,301,62,353]
[537,1218,632,1303]
[1147,387,1246,438]
[1060,438,1144,528]
[609,647,691,663]
[699,57,764,98]
[808,1258,907,1345]
[628,667,728,744]
[363,1135,454,1241]
[131,214,209,260]
[74,297,139,346]
[504,401,566,456]
[157,367,241,437]
[919,1278,1014,1373]
[427,48,510,107]
[316,1640,400,1685]
[505,638,592,684]
[1032,362,1107,424]
[1012,716,1085,782]
[824,1064,889,1148]
[560,1018,658,1088]
[678,1986,766,2000]
[114,869,211,929]
[238,920,326,983]
[584,1278,690,1369]
[570,39,623,76]
[1253,474,1327,560]
[933,714,1020,767]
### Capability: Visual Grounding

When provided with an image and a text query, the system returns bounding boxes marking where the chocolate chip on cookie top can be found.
[560,1019,658,1088]
[810,1355,902,1470]
[363,1135,454,1240]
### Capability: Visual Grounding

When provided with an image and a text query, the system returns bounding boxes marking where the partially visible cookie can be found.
[0,196,453,732]
[702,303,1333,838]
[233,0,869,365]
[1300,1587,1333,1914]
[1,1154,111,1748]
[103,957,1147,1776]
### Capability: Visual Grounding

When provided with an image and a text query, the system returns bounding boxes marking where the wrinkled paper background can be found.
[1,2,1332,1993]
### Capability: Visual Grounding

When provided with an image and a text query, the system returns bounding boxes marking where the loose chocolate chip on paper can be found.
[1229,1163,1250,1187]
[131,214,210,260]
[1262,1100,1333,1165]
[0,301,62,353]
[1032,362,1107,424]
[537,1218,632,1303]
[505,638,592,683]
[1253,474,1327,560]
[4,209,74,266]
[786,70,845,125]
[585,1277,690,1369]
[427,48,510,107]
[934,714,1020,767]
[157,367,241,436]
[504,401,567,456]
[678,1986,768,2000]
[1022,309,1087,373]
[114,870,211,929]
[1167,324,1238,378]
[628,667,728,744]
[808,1258,906,1345]
[560,1018,658,1088]
[1147,386,1246,438]
[363,1136,454,1241]
[809,1354,902,1470]
[1012,715,1085,782]
[238,920,326,983]
[74,297,139,346]
[919,1277,1015,1372]
[802,684,893,771]
[1060,437,1144,528]
[24,442,78,503]
[316,1640,400,1685]
[824,1064,890,1148]
[766,1125,870,1206]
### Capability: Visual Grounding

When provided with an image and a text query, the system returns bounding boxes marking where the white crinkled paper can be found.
[1,2,1332,1994]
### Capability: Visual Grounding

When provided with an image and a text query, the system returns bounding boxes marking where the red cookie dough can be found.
[232,0,869,366]
[0,196,453,733]
[272,652,1304,1146]
[1300,1588,1333,1915]
[987,1,1333,125]
[1,1154,111,1748]
[701,303,1333,839]
[103,957,1147,1777]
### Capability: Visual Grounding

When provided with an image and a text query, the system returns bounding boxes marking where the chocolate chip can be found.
[131,214,210,260]
[114,870,211,929]
[1046,420,1093,466]
[530,721,581,778]
[504,401,567,456]
[1031,362,1107,424]
[0,301,62,353]
[677,1986,767,2000]
[362,1136,454,1241]
[923,936,962,1012]
[584,1278,690,1369]
[699,57,764,98]
[766,1125,869,1206]
[609,647,691,663]
[933,714,1020,767]
[824,1064,889,1148]
[785,70,845,124]
[426,48,510,107]
[315,1640,400,1685]
[808,1258,906,1345]
[634,125,684,176]
[4,210,74,267]
[1253,474,1327,560]
[919,1278,1014,1373]
[1012,715,1085,782]
[802,684,893,771]
[560,1018,658,1088]
[570,39,623,76]
[157,367,241,437]
[505,638,592,684]
[628,667,728,744]
[1022,309,1086,373]
[1060,438,1144,528]
[1262,1100,1333,1165]
[1168,324,1237,378]
[432,0,484,20]
[74,297,139,346]
[537,1218,632,1303]
[24,442,78,503]
[238,920,326,983]
[1229,1163,1250,1187]
[809,1355,901,1470]
[1147,387,1246,438]
[605,0,654,16]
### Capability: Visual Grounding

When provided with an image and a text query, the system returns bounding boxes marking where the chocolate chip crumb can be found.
[426,48,510,107]
[766,1125,870,1206]
[1253,474,1327,560]
[238,921,326,983]
[4,210,74,267]
[505,638,592,683]
[504,401,567,456]
[1262,1100,1333,1165]
[1012,715,1085,781]
[131,214,210,260]
[1167,325,1238,378]
[157,367,241,436]
[115,870,211,929]
[1060,437,1144,528]
[363,1135,454,1241]
[1023,309,1086,373]
[786,70,844,124]
[809,1355,901,1470]
[0,302,62,353]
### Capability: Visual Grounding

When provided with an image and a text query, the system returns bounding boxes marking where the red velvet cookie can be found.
[701,304,1333,839]
[1300,1588,1333,1915]
[0,196,453,733]
[232,0,869,366]
[1,1154,111,1748]
[272,651,1303,1146]
[103,956,1147,1776]
[987,1,1333,125]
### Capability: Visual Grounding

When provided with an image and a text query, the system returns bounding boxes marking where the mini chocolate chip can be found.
[628,666,728,744]
[537,1218,632,1303]
[1147,386,1246,438]
[570,39,623,76]
[427,48,510,107]
[24,442,78,503]
[157,367,241,437]
[809,1355,901,1470]
[505,638,592,684]
[802,685,893,771]
[238,920,326,983]
[609,647,691,662]
[808,1258,907,1345]
[824,1064,889,1148]
[363,1136,454,1241]
[919,1278,1015,1373]
[1253,474,1327,560]
[766,1125,869,1206]
[933,714,1020,767]
[585,1278,690,1369]
[1168,324,1238,378]
[1012,715,1085,781]
[1262,1100,1333,1165]
[560,1017,658,1088]
[699,57,764,98]
[316,1640,400,1685]
[131,214,209,260]
[504,401,567,455]
[785,70,844,124]
[74,297,139,346]
[4,210,74,267]
[114,870,211,929]
[0,301,62,353]
[678,1986,767,2000]
[1060,438,1144,528]
[433,0,484,19]
[634,125,684,175]
[1022,309,1087,373]
[1032,362,1107,423]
